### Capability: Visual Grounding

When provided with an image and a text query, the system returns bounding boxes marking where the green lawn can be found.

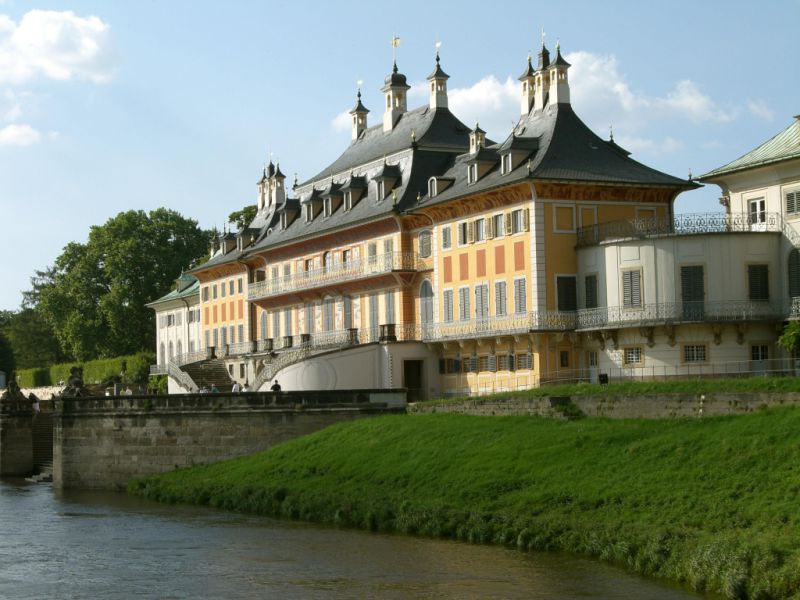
[130,408,800,599]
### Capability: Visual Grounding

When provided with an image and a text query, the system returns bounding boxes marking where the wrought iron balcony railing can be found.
[576,212,783,247]
[575,300,785,330]
[248,251,425,300]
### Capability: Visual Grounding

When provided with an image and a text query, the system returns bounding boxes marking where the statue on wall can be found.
[58,366,89,398]
[0,376,26,401]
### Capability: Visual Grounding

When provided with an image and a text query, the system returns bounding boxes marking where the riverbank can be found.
[130,408,800,599]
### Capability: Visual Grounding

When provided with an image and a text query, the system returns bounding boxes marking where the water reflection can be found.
[0,478,699,599]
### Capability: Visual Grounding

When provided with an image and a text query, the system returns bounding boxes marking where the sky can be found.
[1,0,798,311]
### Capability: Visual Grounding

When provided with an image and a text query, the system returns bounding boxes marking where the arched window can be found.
[428,177,437,198]
[176,340,183,358]
[159,343,165,365]
[420,280,434,324]
[323,251,331,273]
[790,249,800,298]
[419,230,432,258]
[168,341,174,360]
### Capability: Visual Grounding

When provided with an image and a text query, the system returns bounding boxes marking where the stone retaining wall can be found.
[409,392,800,419]
[54,390,404,491]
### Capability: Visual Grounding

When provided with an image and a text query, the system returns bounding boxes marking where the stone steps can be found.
[180,359,234,392]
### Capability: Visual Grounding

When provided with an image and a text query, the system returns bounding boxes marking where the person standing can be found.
[270,380,281,392]
[231,381,241,393]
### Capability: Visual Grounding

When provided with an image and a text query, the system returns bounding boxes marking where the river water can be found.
[0,478,700,599]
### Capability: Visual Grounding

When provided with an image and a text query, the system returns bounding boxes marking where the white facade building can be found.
[147,274,202,373]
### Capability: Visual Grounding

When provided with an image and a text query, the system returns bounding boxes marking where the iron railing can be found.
[575,300,785,330]
[576,212,783,247]
[248,251,425,300]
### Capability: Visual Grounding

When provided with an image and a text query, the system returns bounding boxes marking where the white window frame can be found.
[474,218,485,242]
[511,209,524,234]
[623,346,643,366]
[501,153,512,174]
[682,344,707,363]
[428,177,437,198]
[492,213,505,239]
[786,186,800,218]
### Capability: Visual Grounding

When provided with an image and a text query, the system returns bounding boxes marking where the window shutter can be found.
[509,353,516,372]
[488,354,497,372]
[557,276,577,311]
[505,212,512,235]
[788,191,800,215]
[748,264,769,300]
[467,221,475,243]
[523,208,530,232]
[495,281,507,316]
[623,271,641,307]
[470,355,478,372]
[585,275,598,309]
[790,250,800,298]
[486,217,494,239]
[514,279,527,313]
[443,290,454,322]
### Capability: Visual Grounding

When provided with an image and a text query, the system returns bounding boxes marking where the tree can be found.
[2,308,66,368]
[778,322,800,355]
[0,331,14,382]
[228,205,257,230]
[36,209,211,361]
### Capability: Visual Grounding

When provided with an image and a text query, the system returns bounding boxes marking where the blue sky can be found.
[1,0,798,311]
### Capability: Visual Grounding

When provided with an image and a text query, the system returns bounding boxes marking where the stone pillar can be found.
[0,397,34,476]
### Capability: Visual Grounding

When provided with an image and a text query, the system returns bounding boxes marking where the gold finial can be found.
[391,35,401,63]
[411,128,416,142]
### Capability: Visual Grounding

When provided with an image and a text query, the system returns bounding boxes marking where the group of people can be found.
[196,379,282,394]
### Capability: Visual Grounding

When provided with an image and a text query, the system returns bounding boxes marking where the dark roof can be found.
[499,134,540,153]
[349,90,369,114]
[698,116,800,180]
[374,163,402,180]
[383,62,410,89]
[537,45,550,70]
[421,102,695,208]
[550,45,570,67]
[320,181,342,197]
[301,104,471,185]
[518,56,535,80]
[427,53,449,80]
[340,175,367,191]
[274,163,285,178]
[267,161,275,177]
[467,146,499,163]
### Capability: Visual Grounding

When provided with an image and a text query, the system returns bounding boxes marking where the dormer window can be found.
[467,164,478,185]
[323,197,332,217]
[501,154,512,175]
[280,212,287,230]
[377,180,386,200]
[305,204,313,223]
[428,177,437,198]
[344,191,352,211]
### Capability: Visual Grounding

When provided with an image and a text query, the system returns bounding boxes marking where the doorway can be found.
[403,360,424,402]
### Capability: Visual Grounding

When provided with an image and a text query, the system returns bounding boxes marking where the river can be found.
[0,478,700,599]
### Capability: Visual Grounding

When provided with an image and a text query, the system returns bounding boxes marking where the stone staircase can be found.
[180,358,234,392]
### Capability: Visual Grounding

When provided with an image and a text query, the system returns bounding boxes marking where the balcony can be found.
[576,212,783,248]
[416,311,577,343]
[575,300,786,330]
[248,251,428,301]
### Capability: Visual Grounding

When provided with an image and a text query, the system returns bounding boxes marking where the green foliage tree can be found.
[0,330,14,381]
[2,308,65,369]
[228,205,257,230]
[778,321,800,355]
[36,209,210,361]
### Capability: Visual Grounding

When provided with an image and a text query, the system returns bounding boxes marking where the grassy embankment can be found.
[130,408,800,599]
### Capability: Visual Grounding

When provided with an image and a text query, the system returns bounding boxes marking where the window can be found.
[229,280,234,296]
[441,226,451,250]
[457,222,469,245]
[237,278,243,294]
[749,197,766,224]
[559,351,569,368]
[556,276,577,311]
[202,286,209,302]
[623,346,643,365]
[787,189,800,216]
[220,327,227,347]
[283,264,291,278]
[323,297,335,331]
[323,197,332,217]
[260,312,268,340]
[280,212,288,230]
[443,289,454,322]
[516,353,532,370]
[588,351,598,367]
[343,296,353,329]
[204,331,209,350]
[584,274,598,309]
[477,355,489,372]
[493,214,505,238]
[497,354,510,371]
[272,311,280,338]
[305,303,315,334]
[790,250,800,298]
[683,344,707,363]
[284,308,292,336]
[419,230,432,258]
[459,287,470,321]
[751,344,769,361]
[511,209,524,234]
[377,180,386,200]
[467,163,478,184]
[513,278,527,314]
[229,325,235,344]
[221,281,226,298]
[495,281,507,316]
[474,219,485,242]
[305,204,313,223]
[213,328,219,348]
[622,270,642,308]
[428,177,437,197]
[343,191,352,211]
[212,284,218,300]
[475,284,489,319]
[501,153,512,174]
[420,281,434,324]
[384,290,395,324]
[748,264,769,300]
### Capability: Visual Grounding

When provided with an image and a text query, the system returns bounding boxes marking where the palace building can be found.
[149,41,800,397]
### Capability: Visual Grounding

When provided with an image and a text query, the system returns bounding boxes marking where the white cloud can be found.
[448,75,518,139]
[747,99,774,121]
[0,123,40,145]
[331,110,351,133]
[0,10,113,84]
[617,135,683,155]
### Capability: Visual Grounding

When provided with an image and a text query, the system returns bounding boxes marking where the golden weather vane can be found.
[391,35,401,62]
